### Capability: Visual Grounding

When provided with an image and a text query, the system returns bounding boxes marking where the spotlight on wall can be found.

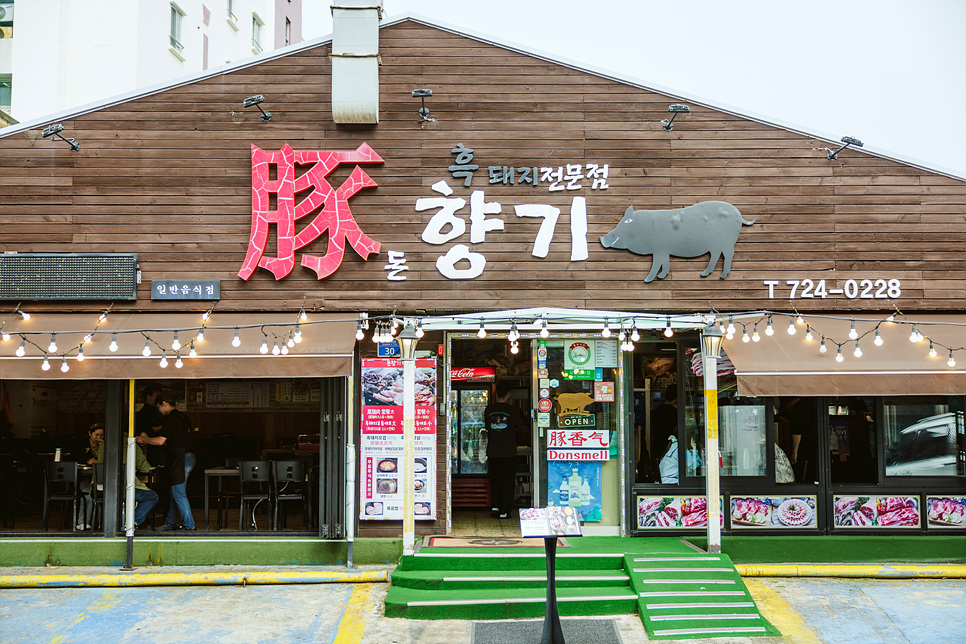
[41,124,80,151]
[661,104,690,131]
[826,136,863,160]
[412,88,437,122]
[243,95,272,121]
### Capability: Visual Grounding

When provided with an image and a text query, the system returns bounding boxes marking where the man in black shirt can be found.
[650,384,678,459]
[137,393,196,531]
[135,384,164,466]
[484,382,524,519]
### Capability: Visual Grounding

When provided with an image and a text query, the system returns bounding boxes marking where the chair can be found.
[90,462,106,531]
[43,461,79,531]
[214,457,243,529]
[238,460,272,531]
[272,460,307,530]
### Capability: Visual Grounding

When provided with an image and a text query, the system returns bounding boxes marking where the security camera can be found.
[243,95,266,108]
[42,124,65,138]
[412,89,432,98]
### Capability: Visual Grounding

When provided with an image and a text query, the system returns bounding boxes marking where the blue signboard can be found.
[377,340,400,357]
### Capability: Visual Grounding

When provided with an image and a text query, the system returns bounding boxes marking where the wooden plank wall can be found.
[0,20,964,317]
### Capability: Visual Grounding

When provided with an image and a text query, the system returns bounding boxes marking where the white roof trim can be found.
[1,11,962,181]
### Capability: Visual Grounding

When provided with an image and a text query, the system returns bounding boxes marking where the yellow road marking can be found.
[47,612,88,644]
[744,578,823,644]
[333,584,374,644]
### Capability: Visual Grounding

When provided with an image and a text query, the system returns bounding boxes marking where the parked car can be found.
[885,412,963,476]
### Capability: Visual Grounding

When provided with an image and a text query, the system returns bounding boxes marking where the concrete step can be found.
[390,567,631,590]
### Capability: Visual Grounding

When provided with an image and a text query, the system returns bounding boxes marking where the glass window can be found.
[720,402,767,477]
[884,397,964,477]
[251,14,263,52]
[0,75,11,112]
[682,347,704,479]
[169,4,184,51]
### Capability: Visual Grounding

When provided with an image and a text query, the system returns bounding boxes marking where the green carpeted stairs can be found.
[385,537,778,639]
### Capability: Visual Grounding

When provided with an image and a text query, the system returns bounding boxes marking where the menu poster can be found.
[519,507,582,537]
[360,358,437,521]
[547,461,602,522]
[833,495,920,528]
[730,496,817,529]
[926,496,965,528]
[637,496,724,529]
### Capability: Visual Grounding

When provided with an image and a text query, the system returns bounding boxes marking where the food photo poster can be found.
[730,496,817,529]
[360,358,437,521]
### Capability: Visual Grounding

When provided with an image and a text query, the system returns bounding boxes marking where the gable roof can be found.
[1,13,961,181]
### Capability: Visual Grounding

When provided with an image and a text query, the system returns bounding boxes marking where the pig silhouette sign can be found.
[599,201,755,282]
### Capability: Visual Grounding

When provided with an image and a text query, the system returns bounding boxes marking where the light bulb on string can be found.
[477,320,487,339]
[796,313,805,325]
[159,352,168,368]
[948,350,956,368]
[835,346,844,362]
[142,339,152,357]
[171,332,181,351]
[355,322,365,341]
[109,332,118,352]
[765,315,774,336]
[294,324,302,344]
[98,310,108,323]
[60,357,69,373]
[287,332,295,348]
[272,339,281,355]
[48,333,57,353]
[188,342,197,358]
[625,339,635,352]
[372,323,382,344]
[805,325,814,342]
[41,355,50,371]
[281,342,289,355]
[819,338,828,354]
[539,318,549,339]
[19,309,30,321]
[202,308,212,322]
[664,318,673,338]
[415,321,425,339]
[848,320,858,340]
[508,322,519,342]
[232,327,241,348]
[853,340,862,358]
[742,326,750,343]
[601,319,611,338]
[259,335,269,354]
[77,344,85,362]
[727,315,736,336]
[510,340,519,355]
[1,330,9,342]
[787,317,796,335]
[16,338,26,357]
[196,328,205,343]
[299,308,308,322]
[909,324,921,343]
[873,328,883,346]
[630,325,640,342]
[84,333,93,343]
[175,354,183,369]
[929,341,938,358]
[752,323,760,342]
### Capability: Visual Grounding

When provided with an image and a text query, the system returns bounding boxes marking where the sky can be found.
[304,0,966,178]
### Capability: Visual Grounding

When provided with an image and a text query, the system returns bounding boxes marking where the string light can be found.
[601,319,611,338]
[796,313,805,325]
[18,308,30,321]
[281,341,290,355]
[16,338,26,357]
[805,325,814,342]
[171,332,181,351]
[874,328,883,346]
[60,357,69,373]
[202,305,214,322]
[835,346,844,362]
[948,350,956,368]
[664,318,673,338]
[848,319,857,340]
[294,323,302,344]
[77,344,85,362]
[853,340,862,358]
[109,332,118,352]
[726,315,736,336]
[787,317,796,335]
[1,329,9,342]
[175,354,184,369]
[372,323,382,344]
[188,341,197,358]
[196,327,206,343]
[765,315,774,336]
[909,324,922,343]
[159,351,168,368]
[742,326,750,343]
[48,333,57,353]
[929,341,938,358]
[232,327,241,348]
[98,309,109,323]
[508,322,520,342]
[287,331,295,348]
[83,332,93,343]
[477,320,487,339]
[259,334,269,354]
[539,317,549,339]
[630,325,640,342]
[41,355,50,371]
[819,338,828,354]
[752,323,760,342]
[299,308,308,322]
[142,339,152,357]
[272,339,281,355]
[415,320,425,339]
[509,340,519,355]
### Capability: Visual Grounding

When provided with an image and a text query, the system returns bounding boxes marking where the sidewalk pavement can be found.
[1,565,964,643]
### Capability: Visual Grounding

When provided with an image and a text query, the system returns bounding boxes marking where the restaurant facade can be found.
[1,9,964,561]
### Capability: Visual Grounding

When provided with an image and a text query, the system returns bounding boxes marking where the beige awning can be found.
[0,312,356,379]
[723,313,966,397]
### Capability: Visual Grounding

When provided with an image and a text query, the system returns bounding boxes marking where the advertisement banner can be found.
[833,495,920,528]
[925,496,965,528]
[637,496,724,529]
[547,461,602,522]
[730,496,818,529]
[360,358,437,521]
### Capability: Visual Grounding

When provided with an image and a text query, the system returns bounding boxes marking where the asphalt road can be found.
[1,572,964,644]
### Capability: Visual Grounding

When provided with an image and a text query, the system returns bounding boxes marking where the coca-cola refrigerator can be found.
[450,368,495,474]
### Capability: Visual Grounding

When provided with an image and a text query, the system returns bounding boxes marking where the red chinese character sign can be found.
[239,143,384,281]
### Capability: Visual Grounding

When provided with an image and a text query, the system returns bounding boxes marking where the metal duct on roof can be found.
[331,0,382,124]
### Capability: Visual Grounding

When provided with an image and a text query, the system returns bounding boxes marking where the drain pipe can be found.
[345,443,356,568]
